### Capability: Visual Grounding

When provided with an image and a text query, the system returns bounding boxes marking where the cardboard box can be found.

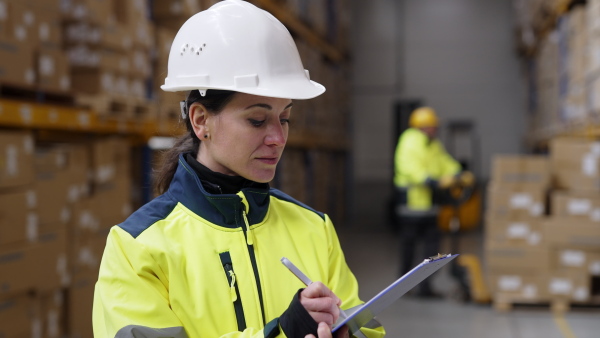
[485,242,551,272]
[10,1,37,44]
[39,289,65,338]
[547,270,591,302]
[0,36,35,87]
[36,46,71,92]
[34,231,69,292]
[588,252,600,276]
[485,218,544,247]
[545,218,600,247]
[34,5,61,48]
[0,188,38,245]
[488,272,549,301]
[486,185,546,219]
[552,247,600,273]
[91,137,131,186]
[0,293,39,338]
[0,130,35,188]
[0,243,38,297]
[35,171,72,231]
[491,155,550,188]
[550,138,600,190]
[551,190,600,220]
[67,274,95,338]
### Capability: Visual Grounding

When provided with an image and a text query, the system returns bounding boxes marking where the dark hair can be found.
[154,89,237,194]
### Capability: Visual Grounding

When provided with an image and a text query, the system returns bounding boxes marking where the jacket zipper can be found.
[219,252,246,331]
[241,207,266,326]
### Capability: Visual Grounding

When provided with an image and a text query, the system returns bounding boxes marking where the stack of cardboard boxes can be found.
[63,0,154,118]
[0,130,133,337]
[0,0,69,93]
[486,142,600,307]
[587,0,600,114]
[546,138,600,305]
[485,155,552,305]
[526,1,600,137]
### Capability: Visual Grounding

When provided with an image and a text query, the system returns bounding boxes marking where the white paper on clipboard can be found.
[332,254,459,335]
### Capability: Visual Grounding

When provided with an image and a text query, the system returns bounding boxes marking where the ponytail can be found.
[154,89,237,194]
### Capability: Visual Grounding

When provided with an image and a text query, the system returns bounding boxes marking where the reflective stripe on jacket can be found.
[393,128,460,211]
[93,153,385,338]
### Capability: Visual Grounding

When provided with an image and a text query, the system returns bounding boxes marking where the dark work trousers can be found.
[398,214,440,294]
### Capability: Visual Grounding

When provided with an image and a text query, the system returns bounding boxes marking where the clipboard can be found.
[332,253,459,335]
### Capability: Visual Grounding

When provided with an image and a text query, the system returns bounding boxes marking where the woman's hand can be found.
[304,323,350,338]
[300,282,342,328]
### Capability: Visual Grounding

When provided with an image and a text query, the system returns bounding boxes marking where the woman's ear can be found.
[189,103,210,140]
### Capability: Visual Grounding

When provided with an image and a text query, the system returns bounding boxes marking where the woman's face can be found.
[198,93,292,183]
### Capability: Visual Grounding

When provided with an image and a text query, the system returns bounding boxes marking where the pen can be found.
[280,257,348,320]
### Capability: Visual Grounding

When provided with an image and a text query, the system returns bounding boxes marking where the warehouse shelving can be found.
[254,0,347,62]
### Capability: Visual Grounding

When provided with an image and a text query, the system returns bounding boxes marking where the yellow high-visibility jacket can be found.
[394,128,461,211]
[93,154,385,338]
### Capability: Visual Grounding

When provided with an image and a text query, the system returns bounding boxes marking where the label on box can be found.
[27,212,38,242]
[528,232,541,246]
[582,153,599,177]
[591,142,600,155]
[27,190,37,208]
[530,203,543,216]
[6,145,18,176]
[549,278,572,295]
[15,25,26,41]
[573,286,589,301]
[48,309,59,337]
[40,55,55,76]
[39,23,49,41]
[498,275,521,291]
[568,199,592,215]
[522,284,537,299]
[590,208,600,221]
[560,250,585,267]
[510,193,532,209]
[507,223,529,238]
[31,318,42,338]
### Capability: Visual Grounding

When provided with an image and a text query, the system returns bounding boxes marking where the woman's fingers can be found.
[317,322,332,338]
[300,282,342,326]
[304,322,332,338]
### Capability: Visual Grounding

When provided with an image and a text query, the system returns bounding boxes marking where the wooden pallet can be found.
[0,82,75,106]
[493,295,600,313]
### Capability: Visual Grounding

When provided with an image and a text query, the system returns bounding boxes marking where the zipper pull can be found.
[242,210,254,246]
[228,269,238,302]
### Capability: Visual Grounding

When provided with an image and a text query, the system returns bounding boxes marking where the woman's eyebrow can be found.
[245,102,294,110]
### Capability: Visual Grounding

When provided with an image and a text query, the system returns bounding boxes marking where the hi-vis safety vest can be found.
[93,154,385,338]
[394,128,461,211]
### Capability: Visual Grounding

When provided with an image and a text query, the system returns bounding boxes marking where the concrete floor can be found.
[338,227,600,338]
[338,181,600,338]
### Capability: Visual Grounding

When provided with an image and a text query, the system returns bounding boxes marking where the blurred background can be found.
[0,0,599,337]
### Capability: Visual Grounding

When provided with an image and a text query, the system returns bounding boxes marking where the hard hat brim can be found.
[161,80,325,100]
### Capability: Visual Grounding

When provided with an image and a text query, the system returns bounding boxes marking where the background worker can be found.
[92,1,384,337]
[393,106,473,298]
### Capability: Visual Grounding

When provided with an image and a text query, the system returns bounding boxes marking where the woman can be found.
[92,1,385,337]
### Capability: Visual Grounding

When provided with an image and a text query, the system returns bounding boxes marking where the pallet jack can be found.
[437,119,491,304]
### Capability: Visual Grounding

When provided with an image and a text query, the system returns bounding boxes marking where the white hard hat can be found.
[161,0,325,100]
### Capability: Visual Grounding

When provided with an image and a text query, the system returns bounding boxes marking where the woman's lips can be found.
[256,157,278,165]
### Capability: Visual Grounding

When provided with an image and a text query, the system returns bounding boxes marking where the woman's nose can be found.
[264,121,286,146]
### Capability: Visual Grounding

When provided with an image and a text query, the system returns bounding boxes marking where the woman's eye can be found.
[280,118,290,125]
[249,119,265,127]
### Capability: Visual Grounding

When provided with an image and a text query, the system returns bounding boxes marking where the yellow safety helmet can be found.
[409,107,439,128]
